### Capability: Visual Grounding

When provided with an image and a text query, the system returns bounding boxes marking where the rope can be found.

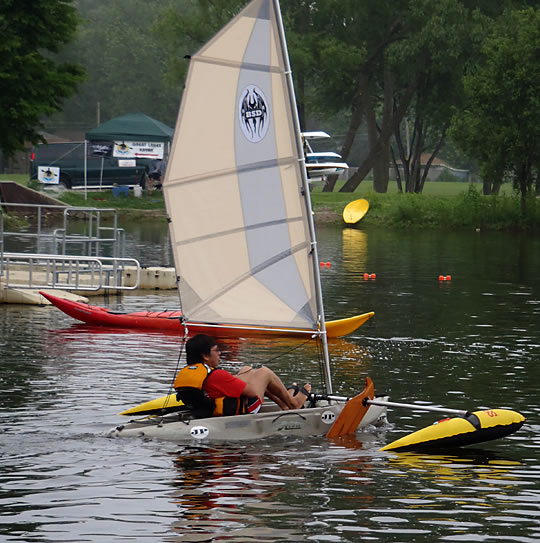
[162,327,189,412]
[255,334,326,395]
[260,336,317,365]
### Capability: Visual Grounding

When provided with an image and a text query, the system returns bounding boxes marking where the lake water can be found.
[1,224,539,542]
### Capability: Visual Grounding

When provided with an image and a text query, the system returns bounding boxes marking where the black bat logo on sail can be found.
[240,87,268,142]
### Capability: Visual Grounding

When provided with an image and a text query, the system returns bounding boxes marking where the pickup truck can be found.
[30,142,151,189]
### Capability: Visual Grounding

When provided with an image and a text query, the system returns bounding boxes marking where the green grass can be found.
[58,188,165,210]
[1,174,537,230]
[0,173,30,185]
[311,181,539,230]
[0,174,165,211]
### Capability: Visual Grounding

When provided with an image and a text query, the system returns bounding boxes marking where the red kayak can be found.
[40,291,374,338]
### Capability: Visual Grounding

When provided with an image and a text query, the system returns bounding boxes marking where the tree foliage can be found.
[17,0,540,206]
[0,0,85,156]
[49,0,181,132]
[450,7,540,210]
[334,0,513,193]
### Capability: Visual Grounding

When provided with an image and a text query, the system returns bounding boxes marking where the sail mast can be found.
[272,0,333,393]
[163,0,333,390]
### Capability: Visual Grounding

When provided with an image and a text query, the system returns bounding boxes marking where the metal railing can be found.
[0,202,125,257]
[0,203,137,290]
[1,252,140,291]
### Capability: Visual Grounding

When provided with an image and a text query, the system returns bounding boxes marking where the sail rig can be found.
[162,0,332,391]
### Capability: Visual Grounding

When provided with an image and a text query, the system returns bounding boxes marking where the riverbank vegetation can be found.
[2,2,540,223]
[311,183,539,230]
[2,174,536,231]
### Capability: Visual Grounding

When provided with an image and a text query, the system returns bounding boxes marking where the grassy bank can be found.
[0,174,165,212]
[310,181,539,231]
[1,174,538,230]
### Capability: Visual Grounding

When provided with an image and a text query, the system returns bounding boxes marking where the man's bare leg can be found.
[236,366,310,410]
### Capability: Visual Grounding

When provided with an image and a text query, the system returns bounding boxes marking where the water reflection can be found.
[1,225,540,542]
[169,445,309,541]
[167,437,386,543]
[342,228,368,274]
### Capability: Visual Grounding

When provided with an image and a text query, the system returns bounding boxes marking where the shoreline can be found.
[115,206,343,224]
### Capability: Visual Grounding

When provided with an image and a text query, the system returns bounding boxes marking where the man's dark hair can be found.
[185,334,217,364]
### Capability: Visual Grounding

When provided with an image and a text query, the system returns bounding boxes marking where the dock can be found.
[1,187,176,304]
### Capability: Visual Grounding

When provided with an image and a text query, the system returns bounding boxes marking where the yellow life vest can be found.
[173,362,212,390]
[173,363,246,417]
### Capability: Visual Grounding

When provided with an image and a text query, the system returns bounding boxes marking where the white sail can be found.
[163,0,323,334]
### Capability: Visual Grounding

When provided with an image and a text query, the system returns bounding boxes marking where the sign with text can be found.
[38,166,60,184]
[118,159,136,167]
[113,141,164,159]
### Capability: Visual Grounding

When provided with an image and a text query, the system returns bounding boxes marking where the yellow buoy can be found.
[343,199,369,224]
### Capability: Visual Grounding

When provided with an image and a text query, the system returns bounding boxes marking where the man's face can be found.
[203,345,220,368]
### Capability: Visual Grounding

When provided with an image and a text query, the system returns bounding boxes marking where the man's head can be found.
[186,334,220,367]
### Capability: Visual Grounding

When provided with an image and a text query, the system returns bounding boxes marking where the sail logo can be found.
[239,85,269,143]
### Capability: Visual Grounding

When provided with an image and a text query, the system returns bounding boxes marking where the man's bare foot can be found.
[291,384,311,409]
[287,383,298,398]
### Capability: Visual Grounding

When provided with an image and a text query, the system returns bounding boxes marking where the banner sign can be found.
[113,141,164,159]
[89,141,114,157]
[38,166,60,184]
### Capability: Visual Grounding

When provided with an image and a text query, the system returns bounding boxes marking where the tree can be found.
[390,0,488,193]
[0,0,85,156]
[49,0,180,133]
[450,7,540,211]
[338,0,512,193]
[153,0,246,89]
[153,0,314,127]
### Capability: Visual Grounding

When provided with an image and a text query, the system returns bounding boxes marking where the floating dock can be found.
[0,265,177,304]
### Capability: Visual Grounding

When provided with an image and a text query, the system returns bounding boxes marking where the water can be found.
[1,225,539,542]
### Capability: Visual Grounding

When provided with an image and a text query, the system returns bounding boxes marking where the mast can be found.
[272,0,333,394]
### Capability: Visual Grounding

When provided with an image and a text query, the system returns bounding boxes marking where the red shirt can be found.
[204,369,247,399]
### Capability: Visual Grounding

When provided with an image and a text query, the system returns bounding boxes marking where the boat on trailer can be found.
[302,131,349,180]
[111,0,387,443]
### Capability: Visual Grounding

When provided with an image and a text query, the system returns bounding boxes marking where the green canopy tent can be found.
[83,113,174,196]
[86,113,174,143]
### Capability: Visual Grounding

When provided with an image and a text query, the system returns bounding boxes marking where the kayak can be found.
[110,378,389,443]
[40,291,374,338]
[343,199,369,224]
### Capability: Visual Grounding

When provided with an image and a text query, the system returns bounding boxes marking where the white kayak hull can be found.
[109,398,388,443]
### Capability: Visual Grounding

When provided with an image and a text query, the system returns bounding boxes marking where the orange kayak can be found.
[40,291,374,338]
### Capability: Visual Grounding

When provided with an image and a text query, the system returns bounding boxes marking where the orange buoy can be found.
[326,262,331,268]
